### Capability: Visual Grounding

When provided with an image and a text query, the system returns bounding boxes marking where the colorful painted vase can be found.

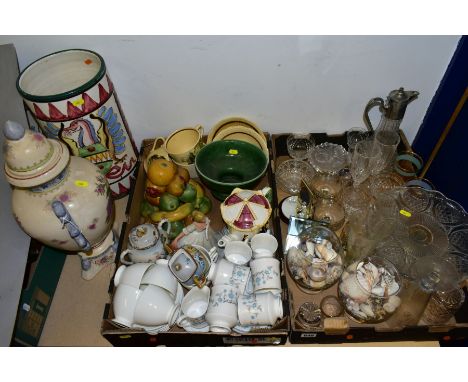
[16,49,138,199]
[2,121,118,280]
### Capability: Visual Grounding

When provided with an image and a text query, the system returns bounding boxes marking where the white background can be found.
[0,35,461,145]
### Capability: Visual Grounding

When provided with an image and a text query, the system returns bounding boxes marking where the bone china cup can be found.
[208,259,251,295]
[177,285,210,332]
[238,292,284,326]
[140,259,179,299]
[250,257,281,293]
[250,233,278,259]
[133,285,180,327]
[113,263,153,289]
[205,284,239,333]
[224,240,252,265]
[112,284,143,327]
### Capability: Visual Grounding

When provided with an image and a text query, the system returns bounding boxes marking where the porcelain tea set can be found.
[112,226,284,333]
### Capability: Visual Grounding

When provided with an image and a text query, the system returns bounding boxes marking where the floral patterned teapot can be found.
[168,244,218,289]
[220,187,272,240]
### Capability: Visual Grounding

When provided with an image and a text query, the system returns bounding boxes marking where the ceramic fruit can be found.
[159,193,180,212]
[177,166,190,183]
[144,178,165,206]
[195,140,268,200]
[3,121,117,280]
[147,158,177,186]
[179,183,197,203]
[17,49,138,199]
[150,202,194,223]
[167,175,185,196]
[140,200,158,218]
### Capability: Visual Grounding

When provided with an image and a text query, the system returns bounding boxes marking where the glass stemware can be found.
[287,133,315,160]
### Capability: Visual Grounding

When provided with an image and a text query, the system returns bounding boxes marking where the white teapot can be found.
[120,222,171,265]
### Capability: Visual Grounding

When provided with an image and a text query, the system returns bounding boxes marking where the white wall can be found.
[0,36,460,145]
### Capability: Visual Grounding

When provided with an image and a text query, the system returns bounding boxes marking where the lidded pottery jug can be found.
[2,121,117,280]
[220,187,272,238]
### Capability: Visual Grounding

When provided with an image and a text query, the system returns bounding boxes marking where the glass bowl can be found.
[310,172,343,199]
[287,133,315,160]
[308,142,349,175]
[338,256,402,323]
[313,198,345,231]
[286,225,344,293]
[275,159,315,195]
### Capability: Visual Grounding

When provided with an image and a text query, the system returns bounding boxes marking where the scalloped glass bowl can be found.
[308,142,349,175]
[275,159,315,195]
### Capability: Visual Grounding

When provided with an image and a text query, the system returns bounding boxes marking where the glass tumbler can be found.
[350,139,381,186]
[287,133,315,160]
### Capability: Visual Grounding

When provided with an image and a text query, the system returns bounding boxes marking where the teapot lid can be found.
[3,121,70,187]
[128,224,159,250]
[168,247,198,283]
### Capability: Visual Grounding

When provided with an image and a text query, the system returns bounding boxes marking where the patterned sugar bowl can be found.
[220,187,272,240]
[17,49,138,198]
[168,244,218,289]
[2,121,117,280]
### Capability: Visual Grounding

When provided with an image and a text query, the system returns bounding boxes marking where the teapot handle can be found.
[363,97,385,132]
[119,249,133,265]
[157,219,172,240]
[208,247,218,263]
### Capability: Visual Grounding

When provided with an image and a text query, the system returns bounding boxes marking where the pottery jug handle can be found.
[195,124,204,137]
[144,137,168,173]
[119,249,133,265]
[157,219,172,240]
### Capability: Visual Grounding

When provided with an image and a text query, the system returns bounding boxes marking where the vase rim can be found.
[17,49,106,103]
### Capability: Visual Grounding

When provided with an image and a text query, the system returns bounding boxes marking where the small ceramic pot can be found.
[120,222,171,265]
[168,244,217,289]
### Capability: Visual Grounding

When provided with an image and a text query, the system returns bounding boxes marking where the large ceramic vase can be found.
[3,121,118,280]
[16,49,138,199]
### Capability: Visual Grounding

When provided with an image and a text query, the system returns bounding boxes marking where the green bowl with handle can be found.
[195,140,268,201]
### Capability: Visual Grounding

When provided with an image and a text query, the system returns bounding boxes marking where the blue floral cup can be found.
[205,284,238,333]
[250,258,281,294]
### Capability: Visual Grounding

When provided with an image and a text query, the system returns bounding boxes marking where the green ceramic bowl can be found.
[195,140,268,200]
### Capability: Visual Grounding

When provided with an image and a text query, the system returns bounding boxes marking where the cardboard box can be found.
[101,136,290,346]
[271,133,468,344]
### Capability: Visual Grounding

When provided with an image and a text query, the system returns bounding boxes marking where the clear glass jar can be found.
[338,256,402,323]
[286,225,344,293]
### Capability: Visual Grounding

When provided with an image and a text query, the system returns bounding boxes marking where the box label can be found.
[301,333,318,338]
[223,336,282,345]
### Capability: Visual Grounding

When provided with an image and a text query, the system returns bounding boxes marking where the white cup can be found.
[177,285,210,332]
[250,257,281,293]
[217,231,245,248]
[238,292,284,326]
[251,233,278,259]
[112,284,142,327]
[205,284,239,333]
[133,285,181,327]
[140,259,179,299]
[224,240,252,265]
[208,259,251,295]
[114,263,153,288]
